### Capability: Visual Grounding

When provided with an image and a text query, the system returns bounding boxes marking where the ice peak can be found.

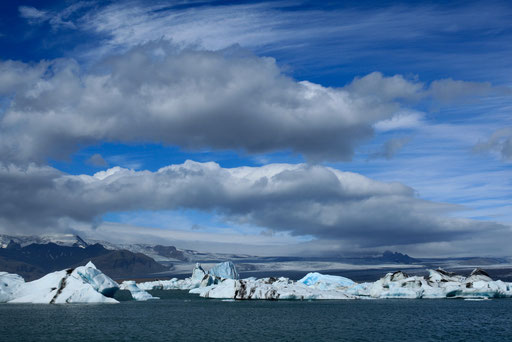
[85,261,97,269]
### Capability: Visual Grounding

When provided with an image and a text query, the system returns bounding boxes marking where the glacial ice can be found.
[133,262,512,301]
[0,262,119,304]
[191,263,206,283]
[3,260,511,303]
[0,272,25,302]
[136,261,236,291]
[207,261,239,280]
[189,277,357,300]
[120,281,159,301]
[189,266,512,300]
[298,272,355,290]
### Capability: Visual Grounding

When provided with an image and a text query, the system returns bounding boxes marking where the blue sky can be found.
[0,0,511,257]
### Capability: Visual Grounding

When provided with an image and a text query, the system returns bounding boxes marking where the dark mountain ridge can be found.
[0,241,168,281]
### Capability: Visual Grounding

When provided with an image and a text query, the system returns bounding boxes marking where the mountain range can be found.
[1,234,511,282]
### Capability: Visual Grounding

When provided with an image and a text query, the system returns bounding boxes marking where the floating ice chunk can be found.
[427,268,465,283]
[191,263,206,284]
[208,261,239,280]
[196,276,356,300]
[120,281,159,301]
[136,263,217,291]
[75,261,119,297]
[6,263,119,304]
[466,268,493,283]
[298,272,355,290]
[0,272,25,302]
[128,263,512,301]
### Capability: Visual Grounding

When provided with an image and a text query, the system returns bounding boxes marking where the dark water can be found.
[1,291,511,342]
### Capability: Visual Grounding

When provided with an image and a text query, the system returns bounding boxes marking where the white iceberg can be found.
[191,263,207,283]
[0,272,25,302]
[349,269,512,299]
[187,265,512,301]
[92,260,512,302]
[136,261,236,291]
[120,281,159,301]
[1,262,119,304]
[191,276,356,300]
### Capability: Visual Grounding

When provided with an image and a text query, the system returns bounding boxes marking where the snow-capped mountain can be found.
[0,234,88,249]
[0,233,248,263]
[0,234,169,280]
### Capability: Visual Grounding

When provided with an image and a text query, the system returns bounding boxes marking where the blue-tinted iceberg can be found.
[298,272,355,290]
[208,261,239,280]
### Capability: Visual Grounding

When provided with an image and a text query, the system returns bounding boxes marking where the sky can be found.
[0,0,511,257]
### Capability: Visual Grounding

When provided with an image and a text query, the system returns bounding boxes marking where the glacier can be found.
[0,262,119,304]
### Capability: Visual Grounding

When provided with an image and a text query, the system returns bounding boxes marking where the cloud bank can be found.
[2,41,501,165]
[1,161,508,250]
[0,42,427,164]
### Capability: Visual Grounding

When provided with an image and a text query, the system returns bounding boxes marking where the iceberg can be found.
[120,281,159,301]
[191,263,207,284]
[190,276,356,300]
[29,259,505,303]
[298,272,355,290]
[207,261,239,280]
[187,265,512,301]
[348,269,512,299]
[136,261,238,291]
[1,262,119,304]
[0,272,25,302]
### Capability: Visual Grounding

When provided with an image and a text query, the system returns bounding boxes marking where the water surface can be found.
[1,291,510,341]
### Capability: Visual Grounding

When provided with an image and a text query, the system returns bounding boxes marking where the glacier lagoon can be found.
[1,291,512,342]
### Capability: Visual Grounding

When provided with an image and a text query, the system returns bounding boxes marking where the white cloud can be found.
[0,42,426,164]
[373,111,425,132]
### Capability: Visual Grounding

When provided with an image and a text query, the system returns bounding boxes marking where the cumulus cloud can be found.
[0,42,427,164]
[0,160,507,249]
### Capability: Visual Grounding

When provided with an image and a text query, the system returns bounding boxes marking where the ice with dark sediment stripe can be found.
[0,262,119,304]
